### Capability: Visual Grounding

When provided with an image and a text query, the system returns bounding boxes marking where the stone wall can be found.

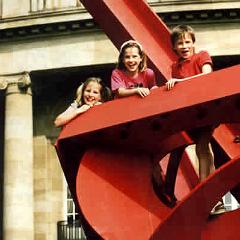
[33,136,66,240]
[0,32,118,74]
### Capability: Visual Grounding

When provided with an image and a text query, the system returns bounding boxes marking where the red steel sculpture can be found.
[55,1,240,239]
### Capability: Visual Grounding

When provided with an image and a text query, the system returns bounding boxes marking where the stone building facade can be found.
[0,1,239,239]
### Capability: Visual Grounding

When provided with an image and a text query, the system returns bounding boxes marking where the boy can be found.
[164,25,225,215]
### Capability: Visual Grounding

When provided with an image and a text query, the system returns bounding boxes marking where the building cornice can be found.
[159,8,240,26]
[0,8,239,42]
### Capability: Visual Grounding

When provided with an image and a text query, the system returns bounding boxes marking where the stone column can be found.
[1,72,34,240]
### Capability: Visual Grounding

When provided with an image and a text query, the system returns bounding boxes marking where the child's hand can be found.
[77,104,91,114]
[166,79,178,90]
[136,87,150,98]
[94,102,102,106]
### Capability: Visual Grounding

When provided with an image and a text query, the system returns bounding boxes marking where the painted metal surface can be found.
[80,0,176,83]
[55,0,240,239]
[56,65,240,239]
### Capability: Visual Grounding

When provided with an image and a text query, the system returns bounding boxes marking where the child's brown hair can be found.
[170,25,195,47]
[117,40,147,72]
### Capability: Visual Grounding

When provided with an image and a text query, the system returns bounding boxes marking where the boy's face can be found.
[174,33,194,59]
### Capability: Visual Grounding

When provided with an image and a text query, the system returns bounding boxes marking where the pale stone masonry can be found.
[0,1,239,239]
[33,136,65,240]
[3,74,34,240]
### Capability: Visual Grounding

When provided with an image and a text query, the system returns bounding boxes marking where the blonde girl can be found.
[54,77,112,127]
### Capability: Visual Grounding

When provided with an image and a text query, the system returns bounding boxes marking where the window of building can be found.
[57,188,87,240]
[30,0,83,12]
[67,187,79,222]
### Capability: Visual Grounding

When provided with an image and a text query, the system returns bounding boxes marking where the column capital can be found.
[0,71,31,93]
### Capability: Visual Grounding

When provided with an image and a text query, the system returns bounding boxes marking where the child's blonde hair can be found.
[117,40,147,72]
[75,77,112,105]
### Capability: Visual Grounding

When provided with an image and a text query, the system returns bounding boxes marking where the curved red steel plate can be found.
[76,147,190,239]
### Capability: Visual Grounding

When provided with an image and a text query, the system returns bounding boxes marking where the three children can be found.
[55,30,226,215]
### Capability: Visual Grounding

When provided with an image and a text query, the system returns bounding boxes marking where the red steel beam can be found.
[214,124,240,159]
[56,1,240,238]
[152,155,240,240]
[57,65,240,144]
[56,65,240,202]
[80,0,176,82]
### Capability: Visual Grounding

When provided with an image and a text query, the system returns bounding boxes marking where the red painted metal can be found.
[80,0,176,82]
[76,148,171,240]
[76,150,240,240]
[212,124,240,203]
[202,208,240,240]
[214,124,240,159]
[77,147,197,240]
[54,1,240,239]
[58,65,240,144]
[152,155,240,240]
[56,65,240,239]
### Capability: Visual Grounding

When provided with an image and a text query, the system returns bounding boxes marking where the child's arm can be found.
[117,87,150,98]
[54,103,91,127]
[112,69,150,98]
[151,86,158,90]
[166,63,212,90]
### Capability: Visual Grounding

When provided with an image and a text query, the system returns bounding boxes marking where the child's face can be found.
[83,81,101,106]
[174,33,194,59]
[122,46,142,75]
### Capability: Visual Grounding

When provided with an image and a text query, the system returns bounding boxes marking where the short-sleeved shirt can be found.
[70,100,80,109]
[111,68,156,92]
[172,51,214,139]
[171,51,212,79]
